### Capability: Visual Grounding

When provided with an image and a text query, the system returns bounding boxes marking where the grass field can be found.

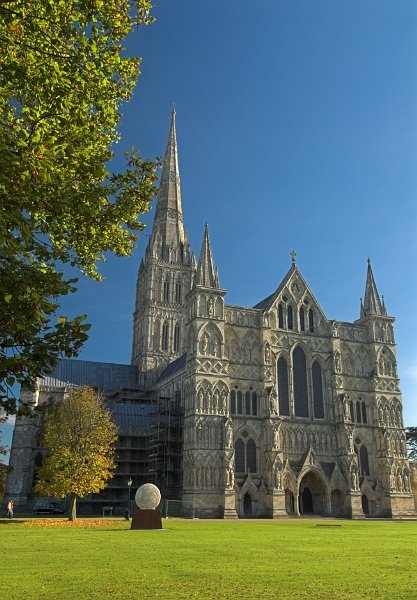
[0,517,416,599]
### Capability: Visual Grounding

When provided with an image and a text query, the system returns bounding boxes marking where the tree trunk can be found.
[68,494,77,521]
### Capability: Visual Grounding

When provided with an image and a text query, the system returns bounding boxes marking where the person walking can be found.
[7,500,14,519]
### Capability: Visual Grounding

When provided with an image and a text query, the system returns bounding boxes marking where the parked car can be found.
[33,500,65,515]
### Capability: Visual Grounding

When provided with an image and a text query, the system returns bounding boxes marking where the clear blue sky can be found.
[2,0,417,451]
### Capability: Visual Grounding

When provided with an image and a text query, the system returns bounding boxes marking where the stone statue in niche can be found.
[224,418,233,448]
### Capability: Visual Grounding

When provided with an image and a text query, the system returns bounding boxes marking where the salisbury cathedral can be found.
[6,111,416,519]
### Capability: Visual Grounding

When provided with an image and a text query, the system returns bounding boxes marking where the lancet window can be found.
[277,357,290,416]
[173,323,180,352]
[161,321,169,351]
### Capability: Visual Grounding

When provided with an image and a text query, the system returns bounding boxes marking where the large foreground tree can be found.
[35,386,117,520]
[0,0,158,414]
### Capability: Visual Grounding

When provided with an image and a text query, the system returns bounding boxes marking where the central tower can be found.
[131,110,195,382]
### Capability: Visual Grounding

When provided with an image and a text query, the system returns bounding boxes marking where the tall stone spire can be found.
[152,107,185,249]
[361,258,386,317]
[131,110,194,375]
[195,223,219,288]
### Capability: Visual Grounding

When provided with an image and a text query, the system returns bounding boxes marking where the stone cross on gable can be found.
[290,250,297,265]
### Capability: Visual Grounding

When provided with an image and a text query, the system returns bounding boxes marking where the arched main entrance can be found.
[298,471,328,515]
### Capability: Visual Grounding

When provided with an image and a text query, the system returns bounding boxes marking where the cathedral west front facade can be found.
[6,111,416,519]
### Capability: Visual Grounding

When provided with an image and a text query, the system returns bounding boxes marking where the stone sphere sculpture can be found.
[134,483,161,510]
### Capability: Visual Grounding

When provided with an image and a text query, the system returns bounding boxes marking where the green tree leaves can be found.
[0,1,157,412]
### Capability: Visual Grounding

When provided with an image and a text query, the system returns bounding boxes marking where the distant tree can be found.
[405,427,417,461]
[0,0,158,415]
[35,387,117,521]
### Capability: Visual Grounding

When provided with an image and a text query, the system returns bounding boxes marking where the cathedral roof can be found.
[42,359,139,391]
[253,255,327,321]
[157,353,187,382]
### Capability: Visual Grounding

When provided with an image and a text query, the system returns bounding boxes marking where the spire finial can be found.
[367,257,371,266]
[172,102,176,116]
[290,250,297,265]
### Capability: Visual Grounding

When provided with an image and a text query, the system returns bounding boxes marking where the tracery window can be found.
[231,386,256,416]
[293,347,308,417]
[277,357,290,416]
[235,432,257,474]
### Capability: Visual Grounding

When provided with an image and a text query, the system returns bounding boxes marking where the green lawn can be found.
[1,518,416,599]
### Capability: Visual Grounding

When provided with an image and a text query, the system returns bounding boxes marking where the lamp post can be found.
[126,477,133,520]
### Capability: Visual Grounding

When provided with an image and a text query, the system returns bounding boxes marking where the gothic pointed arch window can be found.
[175,282,182,303]
[293,346,309,417]
[230,386,243,415]
[173,323,180,352]
[361,401,367,424]
[234,431,257,474]
[277,357,290,416]
[299,307,305,331]
[163,280,170,302]
[287,305,294,330]
[278,304,284,329]
[244,386,257,416]
[161,321,169,351]
[356,400,362,424]
[312,360,324,419]
[308,309,314,332]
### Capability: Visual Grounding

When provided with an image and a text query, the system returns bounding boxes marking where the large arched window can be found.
[277,357,290,416]
[278,304,284,329]
[173,324,180,352]
[235,432,257,474]
[312,361,324,419]
[293,347,309,417]
[161,321,169,351]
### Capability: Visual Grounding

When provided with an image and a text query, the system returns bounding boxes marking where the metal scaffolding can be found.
[147,393,183,500]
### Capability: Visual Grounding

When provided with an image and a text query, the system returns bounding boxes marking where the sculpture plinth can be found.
[131,508,162,530]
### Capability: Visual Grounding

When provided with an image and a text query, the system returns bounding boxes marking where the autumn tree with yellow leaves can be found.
[35,387,117,521]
